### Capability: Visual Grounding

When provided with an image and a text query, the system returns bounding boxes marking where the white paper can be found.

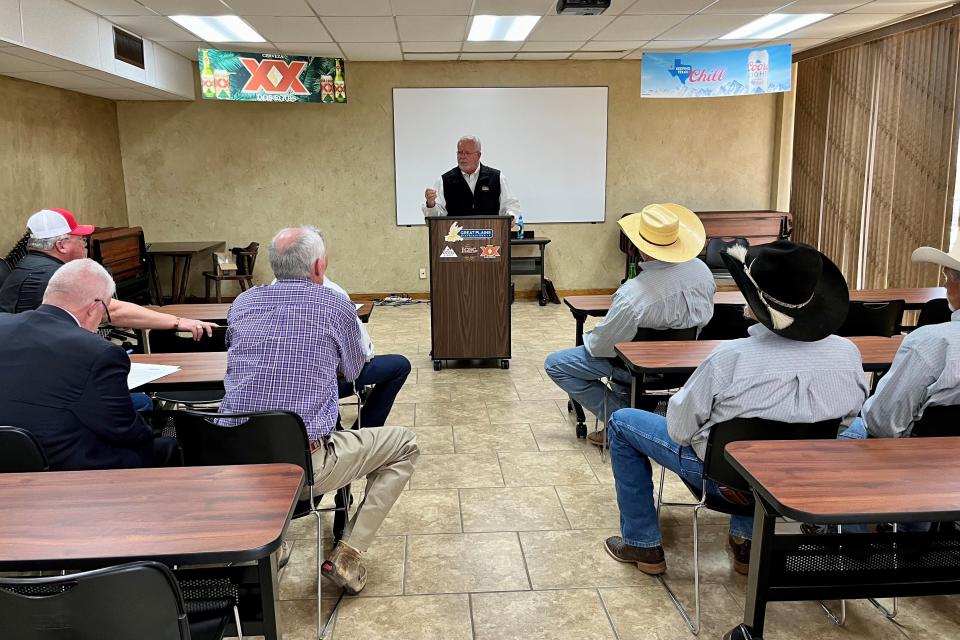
[355,303,363,310]
[128,363,180,390]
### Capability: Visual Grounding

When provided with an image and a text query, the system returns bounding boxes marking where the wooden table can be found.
[130,352,227,391]
[615,335,903,407]
[510,237,551,305]
[149,301,375,324]
[0,463,303,640]
[147,241,224,305]
[722,438,960,640]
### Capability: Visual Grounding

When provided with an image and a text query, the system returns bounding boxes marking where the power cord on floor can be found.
[373,294,430,307]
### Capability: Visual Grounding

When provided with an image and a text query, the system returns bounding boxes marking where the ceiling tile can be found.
[340,41,402,59]
[401,41,461,52]
[624,0,717,13]
[547,0,636,14]
[392,0,472,14]
[780,1,870,11]
[244,16,332,41]
[460,52,515,59]
[84,87,159,100]
[475,0,553,15]
[700,0,794,13]
[307,0,393,16]
[623,48,644,58]
[521,40,583,50]
[215,42,281,53]
[157,41,206,59]
[581,39,647,50]
[528,15,615,40]
[107,16,198,41]
[462,41,523,51]
[642,39,708,49]
[138,0,230,15]
[68,0,155,15]
[658,14,763,39]
[4,46,88,70]
[225,0,315,15]
[847,0,951,13]
[789,12,901,37]
[397,15,468,41]
[404,52,460,60]
[698,38,760,48]
[0,50,60,72]
[323,17,398,41]
[275,42,344,56]
[593,14,688,40]
[515,51,571,58]
[765,36,829,50]
[5,70,122,90]
[570,51,626,58]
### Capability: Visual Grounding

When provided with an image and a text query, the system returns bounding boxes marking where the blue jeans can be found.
[837,417,930,533]
[609,408,754,547]
[544,346,631,421]
[338,354,411,429]
[131,392,153,413]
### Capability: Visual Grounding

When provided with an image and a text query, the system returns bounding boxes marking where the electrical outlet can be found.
[419,268,427,279]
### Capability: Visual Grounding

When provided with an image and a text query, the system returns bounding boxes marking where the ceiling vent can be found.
[113,26,144,69]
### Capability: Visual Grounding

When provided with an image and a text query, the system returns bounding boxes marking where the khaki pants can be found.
[309,426,418,552]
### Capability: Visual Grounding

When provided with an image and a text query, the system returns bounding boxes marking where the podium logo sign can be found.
[480,245,501,258]
[440,246,458,259]
[444,222,494,242]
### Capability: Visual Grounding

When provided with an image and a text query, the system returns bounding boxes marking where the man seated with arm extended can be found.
[544,204,716,446]
[605,241,868,576]
[0,259,176,470]
[220,225,419,595]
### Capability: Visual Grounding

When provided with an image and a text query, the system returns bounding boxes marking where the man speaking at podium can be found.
[422,135,521,219]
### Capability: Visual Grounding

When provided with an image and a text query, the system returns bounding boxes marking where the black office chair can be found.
[911,404,960,437]
[175,409,350,639]
[836,300,905,337]
[699,303,756,341]
[704,237,749,272]
[916,298,952,328]
[0,426,48,472]
[654,417,841,635]
[148,327,229,410]
[0,561,204,640]
[0,257,11,288]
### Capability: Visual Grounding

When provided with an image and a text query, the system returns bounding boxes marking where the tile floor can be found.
[254,301,960,640]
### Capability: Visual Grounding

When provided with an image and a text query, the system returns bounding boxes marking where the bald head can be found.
[270,225,327,282]
[43,259,115,332]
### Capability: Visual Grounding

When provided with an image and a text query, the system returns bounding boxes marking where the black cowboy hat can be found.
[720,240,849,342]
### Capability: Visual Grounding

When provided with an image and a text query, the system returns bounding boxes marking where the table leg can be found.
[570,314,587,426]
[729,497,776,639]
[538,244,546,304]
[176,255,194,304]
[258,551,283,640]
[148,255,163,305]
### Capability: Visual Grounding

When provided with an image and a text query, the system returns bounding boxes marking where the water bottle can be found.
[517,215,525,240]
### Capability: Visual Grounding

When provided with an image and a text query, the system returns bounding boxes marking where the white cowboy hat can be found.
[912,240,960,272]
[618,203,706,263]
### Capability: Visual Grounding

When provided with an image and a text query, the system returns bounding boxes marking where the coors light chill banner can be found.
[641,44,791,99]
[198,48,347,103]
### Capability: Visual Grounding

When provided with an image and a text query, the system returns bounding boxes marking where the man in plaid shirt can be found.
[221,225,419,594]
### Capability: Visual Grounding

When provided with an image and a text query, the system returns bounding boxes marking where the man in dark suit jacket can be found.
[0,259,174,470]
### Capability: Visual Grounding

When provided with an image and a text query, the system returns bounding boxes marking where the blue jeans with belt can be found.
[609,408,754,547]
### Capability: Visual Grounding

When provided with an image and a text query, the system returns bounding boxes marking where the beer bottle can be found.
[627,260,637,279]
[334,59,346,103]
[201,50,216,99]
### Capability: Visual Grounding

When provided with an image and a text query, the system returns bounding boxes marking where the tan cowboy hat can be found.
[911,240,960,272]
[618,203,706,263]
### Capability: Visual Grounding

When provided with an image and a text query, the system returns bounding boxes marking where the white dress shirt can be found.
[323,278,374,361]
[422,165,521,218]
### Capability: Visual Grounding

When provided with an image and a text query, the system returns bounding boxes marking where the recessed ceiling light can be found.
[169,15,265,43]
[468,15,541,42]
[720,13,832,40]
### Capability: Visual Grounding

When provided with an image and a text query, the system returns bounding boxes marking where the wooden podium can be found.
[428,215,511,370]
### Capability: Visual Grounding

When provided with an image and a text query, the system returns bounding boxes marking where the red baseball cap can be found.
[27,208,95,239]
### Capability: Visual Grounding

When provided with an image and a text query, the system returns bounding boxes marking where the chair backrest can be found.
[0,258,11,288]
[148,326,228,353]
[917,298,952,328]
[231,242,259,276]
[704,237,748,270]
[0,426,49,472]
[90,226,152,303]
[633,326,699,342]
[175,409,314,486]
[911,405,960,437]
[836,299,905,337]
[699,303,756,340]
[703,417,841,490]
[0,561,189,640]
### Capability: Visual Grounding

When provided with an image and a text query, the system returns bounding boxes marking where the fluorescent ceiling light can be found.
[169,15,265,43]
[468,15,540,42]
[720,13,832,40]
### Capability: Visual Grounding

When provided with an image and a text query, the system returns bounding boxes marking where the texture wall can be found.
[116,60,779,295]
[0,74,128,254]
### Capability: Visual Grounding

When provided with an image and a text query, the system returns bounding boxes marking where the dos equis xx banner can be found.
[198,48,347,104]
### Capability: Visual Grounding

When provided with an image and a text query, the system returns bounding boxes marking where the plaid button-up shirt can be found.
[220,278,365,441]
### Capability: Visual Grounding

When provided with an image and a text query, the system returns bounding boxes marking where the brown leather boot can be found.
[728,535,751,576]
[322,542,367,594]
[587,429,606,447]
[604,536,666,575]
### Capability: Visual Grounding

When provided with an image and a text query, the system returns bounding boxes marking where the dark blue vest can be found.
[441,164,501,216]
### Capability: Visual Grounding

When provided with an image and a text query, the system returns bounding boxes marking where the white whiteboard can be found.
[393,87,608,226]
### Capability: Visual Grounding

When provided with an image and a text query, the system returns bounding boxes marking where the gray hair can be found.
[458,135,481,151]
[28,233,69,251]
[43,258,115,306]
[269,225,327,280]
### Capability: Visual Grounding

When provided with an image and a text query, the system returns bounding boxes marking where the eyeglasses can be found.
[457,150,479,156]
[94,298,112,327]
